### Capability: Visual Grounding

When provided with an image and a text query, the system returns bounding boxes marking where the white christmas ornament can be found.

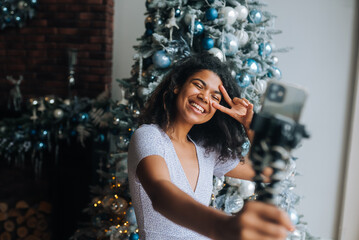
[236,30,249,47]
[235,4,249,21]
[208,47,224,62]
[239,180,256,199]
[220,7,238,25]
[225,177,242,187]
[254,79,267,94]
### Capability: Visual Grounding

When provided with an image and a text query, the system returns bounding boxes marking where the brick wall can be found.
[0,0,114,111]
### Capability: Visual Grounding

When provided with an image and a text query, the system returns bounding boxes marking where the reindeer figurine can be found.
[6,75,23,111]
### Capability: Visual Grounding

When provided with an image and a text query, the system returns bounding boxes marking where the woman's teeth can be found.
[190,102,204,113]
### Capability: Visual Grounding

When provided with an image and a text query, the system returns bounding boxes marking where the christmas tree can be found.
[73,0,317,239]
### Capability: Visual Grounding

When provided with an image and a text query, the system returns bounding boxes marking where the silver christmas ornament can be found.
[220,7,237,25]
[208,47,224,62]
[53,109,64,119]
[235,4,249,21]
[239,180,256,199]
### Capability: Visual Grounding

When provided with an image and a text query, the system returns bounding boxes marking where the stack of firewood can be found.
[0,200,52,240]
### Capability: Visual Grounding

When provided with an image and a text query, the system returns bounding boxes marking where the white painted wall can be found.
[112,0,358,239]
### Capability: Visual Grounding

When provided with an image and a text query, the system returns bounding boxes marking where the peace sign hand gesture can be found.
[212,85,254,141]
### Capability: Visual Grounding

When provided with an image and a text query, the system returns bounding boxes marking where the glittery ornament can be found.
[225,177,241,187]
[208,47,224,62]
[224,194,244,213]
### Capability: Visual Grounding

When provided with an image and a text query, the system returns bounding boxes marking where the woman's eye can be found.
[194,83,203,89]
[212,95,220,101]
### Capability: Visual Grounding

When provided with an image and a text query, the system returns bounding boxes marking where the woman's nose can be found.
[198,92,209,103]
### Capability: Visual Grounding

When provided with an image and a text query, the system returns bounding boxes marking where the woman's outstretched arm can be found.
[136,155,293,240]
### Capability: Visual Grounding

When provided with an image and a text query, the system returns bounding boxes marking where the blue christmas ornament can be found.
[267,66,282,80]
[205,8,218,21]
[129,233,139,240]
[174,8,181,18]
[145,28,153,36]
[221,33,239,56]
[40,130,48,138]
[189,21,204,36]
[241,139,251,156]
[245,58,260,73]
[152,50,171,69]
[235,73,251,88]
[79,113,89,122]
[70,130,77,136]
[202,37,214,50]
[248,9,262,24]
[37,142,46,150]
[30,129,37,136]
[258,42,272,57]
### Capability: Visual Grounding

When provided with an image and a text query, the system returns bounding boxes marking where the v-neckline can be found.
[164,133,201,195]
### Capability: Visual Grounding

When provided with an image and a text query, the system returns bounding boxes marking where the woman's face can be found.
[174,70,223,126]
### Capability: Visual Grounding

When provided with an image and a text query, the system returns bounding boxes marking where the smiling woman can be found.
[127,53,294,240]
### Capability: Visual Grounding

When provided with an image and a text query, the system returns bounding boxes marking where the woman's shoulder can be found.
[132,124,165,140]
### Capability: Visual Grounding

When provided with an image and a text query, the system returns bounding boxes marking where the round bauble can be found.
[208,47,224,62]
[174,8,182,18]
[205,8,218,21]
[271,56,279,65]
[239,180,256,199]
[224,194,244,213]
[245,58,260,74]
[235,72,251,88]
[254,79,267,94]
[152,50,171,69]
[221,33,239,56]
[220,6,237,25]
[202,37,214,50]
[53,109,64,119]
[288,208,299,225]
[129,233,139,240]
[189,20,204,35]
[235,4,249,21]
[237,30,249,47]
[248,9,262,24]
[259,42,272,57]
[267,66,282,80]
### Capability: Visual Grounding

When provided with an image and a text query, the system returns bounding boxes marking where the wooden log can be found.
[24,235,40,240]
[24,208,36,219]
[26,217,37,229]
[0,232,11,240]
[36,219,48,232]
[15,201,29,209]
[16,216,25,225]
[0,203,8,213]
[8,209,20,218]
[17,226,28,238]
[3,220,15,232]
[0,212,8,221]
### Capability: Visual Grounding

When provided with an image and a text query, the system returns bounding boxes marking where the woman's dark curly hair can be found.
[139,52,247,161]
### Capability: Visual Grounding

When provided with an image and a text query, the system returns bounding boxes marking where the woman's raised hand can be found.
[212,85,254,133]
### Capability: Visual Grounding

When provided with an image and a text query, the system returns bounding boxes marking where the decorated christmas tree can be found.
[73,0,317,239]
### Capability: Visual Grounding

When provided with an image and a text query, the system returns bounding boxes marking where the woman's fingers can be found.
[219,85,233,106]
[212,102,234,118]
